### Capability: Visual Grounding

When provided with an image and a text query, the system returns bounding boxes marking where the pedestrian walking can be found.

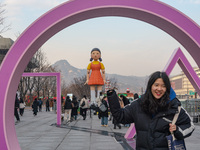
[49,99,53,111]
[134,93,139,100]
[46,99,50,112]
[107,71,195,149]
[14,94,20,123]
[71,95,79,120]
[38,98,43,112]
[99,96,109,127]
[19,98,26,116]
[80,95,89,120]
[64,96,73,123]
[120,94,130,106]
[119,94,130,127]
[32,98,38,116]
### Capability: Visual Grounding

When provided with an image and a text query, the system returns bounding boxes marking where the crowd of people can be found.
[15,91,135,130]
[14,71,195,149]
[14,95,57,123]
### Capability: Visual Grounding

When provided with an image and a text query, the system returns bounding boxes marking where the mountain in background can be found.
[52,60,147,93]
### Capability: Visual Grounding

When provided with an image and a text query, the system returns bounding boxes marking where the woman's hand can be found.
[169,123,177,133]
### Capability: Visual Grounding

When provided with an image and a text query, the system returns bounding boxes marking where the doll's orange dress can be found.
[87,61,104,85]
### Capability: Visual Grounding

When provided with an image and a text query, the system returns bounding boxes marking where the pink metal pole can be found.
[22,72,61,125]
[56,73,61,126]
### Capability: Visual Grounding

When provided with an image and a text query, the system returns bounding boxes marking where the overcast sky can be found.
[1,0,200,77]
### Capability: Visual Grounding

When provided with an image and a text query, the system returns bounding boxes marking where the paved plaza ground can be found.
[15,107,200,150]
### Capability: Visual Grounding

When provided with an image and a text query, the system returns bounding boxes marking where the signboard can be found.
[189,91,195,95]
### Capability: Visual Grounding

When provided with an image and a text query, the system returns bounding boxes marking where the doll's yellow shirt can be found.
[87,61,105,70]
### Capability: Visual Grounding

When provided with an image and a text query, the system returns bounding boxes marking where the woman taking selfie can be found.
[107,71,195,150]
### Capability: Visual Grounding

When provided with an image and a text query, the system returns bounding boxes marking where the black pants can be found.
[82,108,87,120]
[19,108,24,116]
[39,105,42,111]
[46,106,50,111]
[14,108,20,121]
[113,118,121,129]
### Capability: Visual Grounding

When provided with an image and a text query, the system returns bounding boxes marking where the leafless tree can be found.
[0,3,10,34]
[18,48,57,103]
[107,77,119,91]
[61,82,68,98]
[67,75,90,100]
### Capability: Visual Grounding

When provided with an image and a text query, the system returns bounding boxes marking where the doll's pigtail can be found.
[90,58,93,61]
[99,58,102,62]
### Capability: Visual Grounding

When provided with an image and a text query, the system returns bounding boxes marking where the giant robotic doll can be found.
[85,48,106,104]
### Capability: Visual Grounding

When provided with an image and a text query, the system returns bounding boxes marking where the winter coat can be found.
[107,90,195,150]
[15,97,20,109]
[49,100,53,107]
[32,100,38,113]
[46,100,50,107]
[80,98,89,109]
[72,100,79,116]
[64,98,73,110]
[96,95,104,107]
[99,99,109,117]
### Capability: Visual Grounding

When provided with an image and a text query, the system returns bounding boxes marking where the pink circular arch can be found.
[0,0,200,149]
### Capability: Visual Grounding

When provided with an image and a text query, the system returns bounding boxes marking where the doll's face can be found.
[91,50,101,60]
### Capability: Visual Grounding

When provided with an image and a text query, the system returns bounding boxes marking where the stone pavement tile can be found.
[90,143,124,150]
[56,141,90,150]
[16,108,200,150]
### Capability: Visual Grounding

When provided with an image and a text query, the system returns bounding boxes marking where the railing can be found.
[181,99,200,124]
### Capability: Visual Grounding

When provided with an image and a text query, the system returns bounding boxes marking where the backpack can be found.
[81,101,85,107]
[99,102,107,112]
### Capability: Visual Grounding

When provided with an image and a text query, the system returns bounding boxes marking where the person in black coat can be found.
[46,99,50,112]
[120,94,130,127]
[19,98,25,116]
[134,93,139,100]
[120,94,130,106]
[64,96,73,122]
[107,71,195,150]
[71,95,79,120]
[99,96,109,127]
[14,94,20,123]
[32,98,38,116]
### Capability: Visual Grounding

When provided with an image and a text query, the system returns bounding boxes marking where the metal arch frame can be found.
[164,47,200,94]
[1,0,200,149]
[21,72,61,126]
[125,47,200,140]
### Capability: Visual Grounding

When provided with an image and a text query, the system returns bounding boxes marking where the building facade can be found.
[0,36,14,64]
[170,67,200,100]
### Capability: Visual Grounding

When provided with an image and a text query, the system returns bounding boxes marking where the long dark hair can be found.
[141,71,171,114]
[90,48,102,62]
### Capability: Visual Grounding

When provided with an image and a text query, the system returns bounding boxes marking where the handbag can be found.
[166,106,186,150]
[99,103,107,112]
[81,101,85,107]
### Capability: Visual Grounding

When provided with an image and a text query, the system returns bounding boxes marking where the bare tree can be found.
[67,76,90,100]
[0,3,10,34]
[33,49,53,98]
[107,77,119,91]
[61,82,68,98]
[18,48,57,102]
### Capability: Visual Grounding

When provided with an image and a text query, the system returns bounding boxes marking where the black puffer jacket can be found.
[107,90,195,150]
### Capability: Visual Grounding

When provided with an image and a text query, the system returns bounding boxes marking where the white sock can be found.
[97,90,101,98]
[91,90,96,104]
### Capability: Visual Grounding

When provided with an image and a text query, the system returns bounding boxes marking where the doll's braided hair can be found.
[90,48,102,62]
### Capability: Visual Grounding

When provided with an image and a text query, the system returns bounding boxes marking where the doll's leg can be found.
[97,86,102,98]
[90,86,96,104]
